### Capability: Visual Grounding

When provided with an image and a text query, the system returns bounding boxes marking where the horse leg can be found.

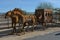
[18,24,25,36]
[13,23,17,35]
[10,22,14,35]
[30,21,34,32]
[19,22,22,33]
[21,24,25,34]
[31,25,34,32]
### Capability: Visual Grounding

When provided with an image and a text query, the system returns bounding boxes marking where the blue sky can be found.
[0,0,60,13]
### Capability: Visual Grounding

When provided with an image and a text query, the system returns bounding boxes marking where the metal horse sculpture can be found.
[12,8,36,32]
[5,11,25,35]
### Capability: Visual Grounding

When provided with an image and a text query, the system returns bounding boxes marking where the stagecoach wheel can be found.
[26,26,29,32]
[17,30,25,36]
[24,22,29,32]
[31,25,34,32]
[17,25,25,36]
[42,23,46,30]
[21,29,25,35]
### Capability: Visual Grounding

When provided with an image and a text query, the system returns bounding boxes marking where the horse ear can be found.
[5,12,8,18]
[5,13,7,18]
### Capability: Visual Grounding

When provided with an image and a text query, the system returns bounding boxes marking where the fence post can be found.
[8,18,9,29]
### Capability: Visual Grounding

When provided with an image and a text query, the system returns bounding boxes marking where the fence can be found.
[46,13,60,27]
[0,13,60,30]
[0,14,12,30]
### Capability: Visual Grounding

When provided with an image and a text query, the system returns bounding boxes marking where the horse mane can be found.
[12,8,24,15]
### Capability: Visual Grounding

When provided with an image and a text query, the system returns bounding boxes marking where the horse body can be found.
[22,15,36,31]
[12,9,36,31]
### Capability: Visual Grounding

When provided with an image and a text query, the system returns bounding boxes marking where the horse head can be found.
[5,11,13,19]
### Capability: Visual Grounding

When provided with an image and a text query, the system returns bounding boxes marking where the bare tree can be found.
[37,2,53,9]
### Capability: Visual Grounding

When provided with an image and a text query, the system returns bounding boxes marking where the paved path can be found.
[0,27,60,40]
[24,31,60,40]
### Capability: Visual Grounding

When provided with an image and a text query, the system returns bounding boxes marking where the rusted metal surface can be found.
[35,9,53,24]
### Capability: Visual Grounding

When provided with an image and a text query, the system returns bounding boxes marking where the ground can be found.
[0,27,60,40]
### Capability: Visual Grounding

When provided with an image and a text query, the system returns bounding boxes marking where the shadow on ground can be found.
[23,31,60,40]
[0,25,46,38]
[0,29,12,38]
[55,33,60,36]
[0,28,21,38]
